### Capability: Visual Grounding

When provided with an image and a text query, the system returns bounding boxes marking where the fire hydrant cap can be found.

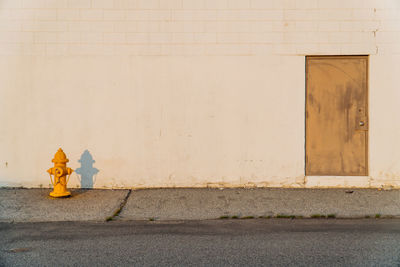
[51,148,69,164]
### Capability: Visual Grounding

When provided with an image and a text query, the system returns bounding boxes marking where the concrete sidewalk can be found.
[0,188,129,222]
[1,188,400,222]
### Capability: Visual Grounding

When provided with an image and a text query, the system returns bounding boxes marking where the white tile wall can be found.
[0,0,398,55]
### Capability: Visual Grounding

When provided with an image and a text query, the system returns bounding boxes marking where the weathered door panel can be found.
[306,56,368,176]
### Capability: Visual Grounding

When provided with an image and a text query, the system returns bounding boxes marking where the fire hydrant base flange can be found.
[49,191,71,198]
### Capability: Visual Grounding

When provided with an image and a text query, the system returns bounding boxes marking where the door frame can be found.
[305,55,369,176]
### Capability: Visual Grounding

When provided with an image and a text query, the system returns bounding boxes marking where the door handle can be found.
[359,121,365,126]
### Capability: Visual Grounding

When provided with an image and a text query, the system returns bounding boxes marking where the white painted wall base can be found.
[305,176,372,188]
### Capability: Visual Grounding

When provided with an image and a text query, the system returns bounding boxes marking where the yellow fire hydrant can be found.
[47,148,73,198]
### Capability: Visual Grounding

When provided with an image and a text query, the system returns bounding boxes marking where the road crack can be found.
[106,189,132,222]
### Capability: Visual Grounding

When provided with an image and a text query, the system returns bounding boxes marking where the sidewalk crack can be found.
[106,189,132,222]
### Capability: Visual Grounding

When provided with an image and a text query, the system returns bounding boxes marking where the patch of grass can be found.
[276,214,288,218]
[364,215,371,218]
[219,216,229,219]
[241,216,254,219]
[276,214,296,219]
[327,214,336,219]
[311,214,326,219]
[105,216,113,222]
[149,218,155,221]
[259,216,272,219]
[231,215,239,219]
[375,214,381,218]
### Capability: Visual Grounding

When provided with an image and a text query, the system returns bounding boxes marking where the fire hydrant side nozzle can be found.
[47,148,73,198]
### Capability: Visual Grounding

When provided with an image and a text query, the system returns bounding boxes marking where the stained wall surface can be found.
[0,0,399,188]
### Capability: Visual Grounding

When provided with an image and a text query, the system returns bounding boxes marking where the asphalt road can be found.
[1,219,400,266]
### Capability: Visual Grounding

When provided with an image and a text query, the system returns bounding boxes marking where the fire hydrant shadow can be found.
[75,150,99,189]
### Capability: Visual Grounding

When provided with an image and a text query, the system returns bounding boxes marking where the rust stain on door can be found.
[306,56,368,176]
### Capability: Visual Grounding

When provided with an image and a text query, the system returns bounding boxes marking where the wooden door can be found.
[306,56,368,176]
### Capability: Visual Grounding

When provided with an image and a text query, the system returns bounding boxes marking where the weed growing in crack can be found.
[311,214,326,219]
[241,216,254,219]
[276,214,296,219]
